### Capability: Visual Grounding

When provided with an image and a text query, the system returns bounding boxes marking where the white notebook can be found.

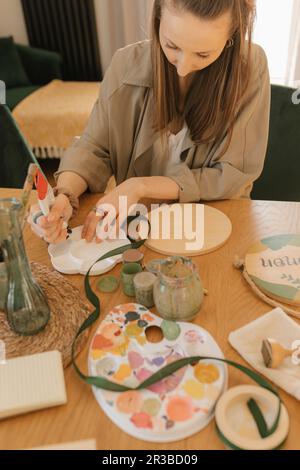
[0,350,67,419]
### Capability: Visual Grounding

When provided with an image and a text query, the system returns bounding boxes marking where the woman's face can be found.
[159,4,233,78]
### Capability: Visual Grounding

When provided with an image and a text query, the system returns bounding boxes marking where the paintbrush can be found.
[16,121,72,236]
[20,163,38,230]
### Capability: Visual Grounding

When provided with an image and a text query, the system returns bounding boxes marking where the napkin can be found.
[229,308,300,400]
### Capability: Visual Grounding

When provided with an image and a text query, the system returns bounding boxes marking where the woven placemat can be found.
[0,262,91,367]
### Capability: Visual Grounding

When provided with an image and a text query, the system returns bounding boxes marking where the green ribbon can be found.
[71,216,282,445]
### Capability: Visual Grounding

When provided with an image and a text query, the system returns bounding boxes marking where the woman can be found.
[30,0,270,244]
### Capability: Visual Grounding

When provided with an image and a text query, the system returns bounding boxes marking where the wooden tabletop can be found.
[1,187,300,450]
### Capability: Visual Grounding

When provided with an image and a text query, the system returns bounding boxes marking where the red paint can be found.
[35,170,48,200]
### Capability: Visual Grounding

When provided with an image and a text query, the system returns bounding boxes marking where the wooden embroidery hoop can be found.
[145,204,232,257]
[235,234,300,320]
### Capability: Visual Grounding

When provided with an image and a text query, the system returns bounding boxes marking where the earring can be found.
[226,38,234,48]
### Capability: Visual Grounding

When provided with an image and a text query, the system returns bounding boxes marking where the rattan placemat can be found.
[0,262,91,367]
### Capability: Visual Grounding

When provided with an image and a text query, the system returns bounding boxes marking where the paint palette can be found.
[88,304,227,442]
[48,226,131,276]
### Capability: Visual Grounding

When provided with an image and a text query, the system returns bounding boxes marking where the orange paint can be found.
[166,396,194,422]
[92,334,113,350]
[116,391,143,414]
[131,412,153,429]
[141,313,154,322]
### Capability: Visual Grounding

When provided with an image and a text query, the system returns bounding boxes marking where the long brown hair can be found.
[151,0,256,149]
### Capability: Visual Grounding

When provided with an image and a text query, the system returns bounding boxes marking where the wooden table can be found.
[1,187,300,450]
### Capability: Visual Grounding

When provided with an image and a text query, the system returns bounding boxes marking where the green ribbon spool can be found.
[71,215,283,445]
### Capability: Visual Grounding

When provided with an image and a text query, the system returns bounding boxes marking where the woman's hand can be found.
[28,194,73,244]
[82,178,146,243]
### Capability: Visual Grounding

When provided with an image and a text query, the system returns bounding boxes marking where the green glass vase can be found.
[0,247,7,311]
[0,198,50,335]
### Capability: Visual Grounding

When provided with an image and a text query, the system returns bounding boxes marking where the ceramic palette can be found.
[48,226,131,276]
[88,304,227,442]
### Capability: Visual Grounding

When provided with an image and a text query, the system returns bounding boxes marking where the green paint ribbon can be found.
[71,216,283,445]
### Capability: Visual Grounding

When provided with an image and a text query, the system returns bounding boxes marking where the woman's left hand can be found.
[82,177,146,243]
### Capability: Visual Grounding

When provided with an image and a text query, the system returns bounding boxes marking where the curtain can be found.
[21,0,102,81]
[95,0,154,72]
[286,0,300,87]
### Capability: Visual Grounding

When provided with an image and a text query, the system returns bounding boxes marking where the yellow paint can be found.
[194,363,220,384]
[111,337,129,356]
[113,363,132,382]
[183,380,205,399]
[91,349,105,360]
[136,335,147,346]
[125,323,143,337]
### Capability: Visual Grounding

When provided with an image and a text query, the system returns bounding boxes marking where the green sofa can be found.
[0,104,33,188]
[0,36,62,111]
[251,84,300,202]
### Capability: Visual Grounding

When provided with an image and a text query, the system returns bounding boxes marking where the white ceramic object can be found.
[88,304,228,443]
[215,385,289,450]
[48,226,131,276]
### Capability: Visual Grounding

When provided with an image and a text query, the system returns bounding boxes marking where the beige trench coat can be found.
[56,40,271,202]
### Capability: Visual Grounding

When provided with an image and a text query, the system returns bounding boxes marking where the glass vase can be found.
[0,247,7,311]
[0,198,50,335]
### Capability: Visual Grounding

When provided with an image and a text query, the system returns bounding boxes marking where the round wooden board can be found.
[245,234,300,307]
[144,203,232,257]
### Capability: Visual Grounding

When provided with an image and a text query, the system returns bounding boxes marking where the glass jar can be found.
[0,198,50,335]
[133,271,157,308]
[153,256,204,321]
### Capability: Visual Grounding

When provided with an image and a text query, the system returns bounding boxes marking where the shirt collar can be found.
[123,40,153,87]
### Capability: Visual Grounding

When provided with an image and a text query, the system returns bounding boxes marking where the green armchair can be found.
[0,104,32,188]
[251,84,300,202]
[0,36,62,111]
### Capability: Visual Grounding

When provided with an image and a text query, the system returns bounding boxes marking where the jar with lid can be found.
[153,256,204,321]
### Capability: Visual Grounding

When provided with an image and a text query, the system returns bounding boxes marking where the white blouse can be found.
[150,122,189,177]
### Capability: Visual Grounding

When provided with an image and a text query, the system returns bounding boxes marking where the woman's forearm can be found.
[139,176,180,200]
[55,173,179,202]
[56,171,88,198]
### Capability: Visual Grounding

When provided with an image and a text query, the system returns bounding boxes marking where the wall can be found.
[95,0,153,72]
[254,0,294,85]
[0,0,28,44]
[286,0,300,87]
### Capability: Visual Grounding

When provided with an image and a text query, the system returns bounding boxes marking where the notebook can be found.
[29,439,97,450]
[0,350,67,419]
